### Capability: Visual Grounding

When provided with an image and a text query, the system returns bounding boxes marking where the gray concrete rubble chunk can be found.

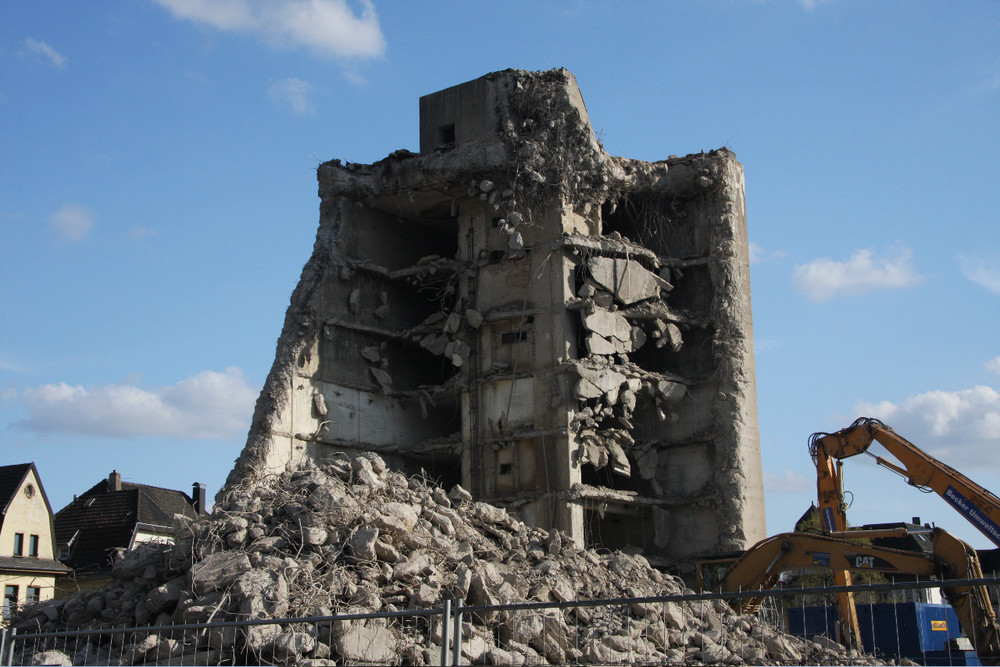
[369,367,392,393]
[360,346,381,363]
[665,322,683,351]
[29,650,72,666]
[465,308,483,329]
[392,550,434,580]
[348,288,361,313]
[349,526,379,560]
[657,379,686,403]
[583,368,627,404]
[607,440,631,476]
[191,552,252,595]
[334,619,397,664]
[587,256,669,305]
[448,484,473,502]
[575,376,603,400]
[312,392,328,417]
[582,309,631,342]
[145,576,186,615]
[378,502,419,532]
[586,332,627,356]
[444,311,462,333]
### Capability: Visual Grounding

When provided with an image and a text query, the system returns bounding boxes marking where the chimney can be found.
[192,482,207,515]
[108,470,122,492]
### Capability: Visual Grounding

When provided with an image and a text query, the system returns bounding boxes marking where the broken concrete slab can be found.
[587,257,670,305]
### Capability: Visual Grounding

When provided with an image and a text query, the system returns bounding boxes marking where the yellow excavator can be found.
[807,416,1000,653]
[714,526,1000,664]
[809,417,1000,548]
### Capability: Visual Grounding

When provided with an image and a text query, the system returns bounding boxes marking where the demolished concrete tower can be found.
[228,69,765,565]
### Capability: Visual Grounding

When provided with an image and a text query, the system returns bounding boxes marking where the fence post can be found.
[451,599,463,667]
[0,627,6,667]
[439,598,452,667]
[3,627,15,667]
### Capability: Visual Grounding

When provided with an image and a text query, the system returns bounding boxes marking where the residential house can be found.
[54,471,206,595]
[0,463,69,620]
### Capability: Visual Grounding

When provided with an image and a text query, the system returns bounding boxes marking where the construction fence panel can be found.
[3,577,999,666]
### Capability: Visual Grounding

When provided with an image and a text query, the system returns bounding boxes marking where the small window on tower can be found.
[438,124,456,147]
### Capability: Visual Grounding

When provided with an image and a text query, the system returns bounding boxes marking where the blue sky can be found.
[2,1,999,550]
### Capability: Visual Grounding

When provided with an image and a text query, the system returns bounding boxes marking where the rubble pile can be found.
[15,456,874,665]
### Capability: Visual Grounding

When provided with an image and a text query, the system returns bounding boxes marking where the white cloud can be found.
[960,255,1000,294]
[156,0,386,59]
[50,203,94,242]
[21,38,67,67]
[988,357,1000,377]
[792,246,923,302]
[855,385,1000,468]
[270,77,316,115]
[14,367,257,440]
[748,241,785,265]
[764,469,812,493]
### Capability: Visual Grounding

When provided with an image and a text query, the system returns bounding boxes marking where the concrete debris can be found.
[9,457,874,666]
[347,288,361,314]
[587,257,671,305]
[369,367,393,393]
[464,308,483,329]
[312,392,328,417]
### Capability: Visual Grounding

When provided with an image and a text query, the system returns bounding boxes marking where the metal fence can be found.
[4,578,999,666]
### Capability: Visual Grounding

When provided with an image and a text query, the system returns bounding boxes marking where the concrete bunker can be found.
[227,69,766,567]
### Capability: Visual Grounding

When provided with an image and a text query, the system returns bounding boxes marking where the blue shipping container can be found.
[788,602,980,665]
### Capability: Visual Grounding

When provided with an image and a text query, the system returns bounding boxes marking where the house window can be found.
[3,585,17,618]
[26,586,40,604]
[13,532,23,556]
[29,534,39,557]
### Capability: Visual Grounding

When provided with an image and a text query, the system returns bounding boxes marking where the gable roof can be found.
[54,475,199,578]
[0,463,39,534]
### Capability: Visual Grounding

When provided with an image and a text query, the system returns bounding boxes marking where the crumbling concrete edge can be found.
[704,150,765,549]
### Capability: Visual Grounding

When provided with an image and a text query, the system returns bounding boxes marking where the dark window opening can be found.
[581,461,642,493]
[3,585,17,619]
[26,586,40,604]
[13,533,23,557]
[500,330,529,345]
[28,534,39,558]
[499,463,513,475]
[584,507,653,553]
[438,124,455,147]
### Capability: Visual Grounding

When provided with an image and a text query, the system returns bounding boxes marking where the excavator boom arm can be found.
[811,417,1000,547]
